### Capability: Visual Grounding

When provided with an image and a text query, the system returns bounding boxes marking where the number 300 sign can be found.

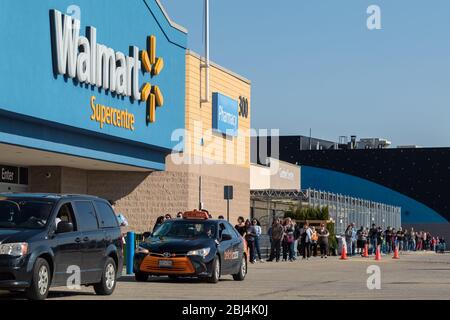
[239,96,249,118]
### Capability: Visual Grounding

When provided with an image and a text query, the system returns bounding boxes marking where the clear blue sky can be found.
[160,0,450,147]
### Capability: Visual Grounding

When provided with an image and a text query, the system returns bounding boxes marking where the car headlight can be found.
[0,243,28,257]
[187,247,210,257]
[136,246,149,255]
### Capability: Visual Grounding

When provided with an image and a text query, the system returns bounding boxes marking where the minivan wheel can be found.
[94,257,117,296]
[26,258,51,300]
[206,256,220,284]
[233,255,247,281]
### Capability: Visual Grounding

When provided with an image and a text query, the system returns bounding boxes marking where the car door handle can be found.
[83,237,90,242]
[75,237,82,243]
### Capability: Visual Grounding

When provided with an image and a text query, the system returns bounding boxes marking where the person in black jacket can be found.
[317,223,329,258]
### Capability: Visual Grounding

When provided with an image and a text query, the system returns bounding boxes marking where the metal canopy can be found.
[250,189,307,201]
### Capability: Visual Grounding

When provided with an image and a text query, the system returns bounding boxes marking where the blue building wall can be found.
[0,0,187,170]
[302,165,447,224]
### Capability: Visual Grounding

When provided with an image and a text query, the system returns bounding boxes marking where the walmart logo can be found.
[51,9,165,127]
[140,36,164,124]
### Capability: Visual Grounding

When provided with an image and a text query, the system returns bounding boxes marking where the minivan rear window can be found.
[74,201,99,231]
[95,201,119,228]
[0,198,54,229]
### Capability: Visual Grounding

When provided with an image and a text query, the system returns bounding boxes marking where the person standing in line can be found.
[282,218,296,262]
[396,227,404,251]
[403,229,410,251]
[384,227,392,254]
[377,226,384,252]
[369,224,378,255]
[410,228,416,251]
[317,223,329,258]
[252,219,264,263]
[311,227,318,257]
[267,218,284,262]
[294,222,301,258]
[344,224,353,256]
[351,223,357,256]
[392,228,398,253]
[267,220,274,248]
[298,224,305,257]
[153,216,165,233]
[302,223,313,260]
[235,216,247,238]
[356,226,365,255]
[245,219,257,264]
[416,231,423,251]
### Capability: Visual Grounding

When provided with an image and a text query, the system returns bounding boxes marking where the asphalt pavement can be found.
[1,251,449,300]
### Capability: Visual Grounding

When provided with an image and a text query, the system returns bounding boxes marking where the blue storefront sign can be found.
[212,93,239,137]
[0,0,187,170]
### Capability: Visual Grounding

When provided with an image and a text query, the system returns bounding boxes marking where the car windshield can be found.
[152,220,217,239]
[0,198,54,229]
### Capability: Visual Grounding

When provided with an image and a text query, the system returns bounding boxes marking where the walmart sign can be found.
[212,93,239,137]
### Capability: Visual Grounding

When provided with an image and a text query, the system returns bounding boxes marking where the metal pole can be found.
[227,199,230,222]
[204,0,210,102]
[126,232,135,275]
[199,176,202,210]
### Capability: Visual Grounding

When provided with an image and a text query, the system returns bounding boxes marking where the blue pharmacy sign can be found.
[212,93,239,137]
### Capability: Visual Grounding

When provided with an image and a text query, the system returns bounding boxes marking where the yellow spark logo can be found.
[141,35,164,124]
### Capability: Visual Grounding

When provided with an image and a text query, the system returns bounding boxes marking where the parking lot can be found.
[1,251,449,300]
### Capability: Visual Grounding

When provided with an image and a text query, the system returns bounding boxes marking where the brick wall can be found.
[28,167,250,233]
[29,167,62,193]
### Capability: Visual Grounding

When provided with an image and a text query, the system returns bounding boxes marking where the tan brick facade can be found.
[29,167,249,233]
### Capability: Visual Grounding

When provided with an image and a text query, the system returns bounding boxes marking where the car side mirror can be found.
[56,221,74,234]
[221,234,232,242]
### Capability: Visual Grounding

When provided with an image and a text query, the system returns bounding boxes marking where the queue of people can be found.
[263,218,330,262]
[235,216,447,262]
[343,223,446,256]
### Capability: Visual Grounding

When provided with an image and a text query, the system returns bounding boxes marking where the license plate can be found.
[158,260,173,268]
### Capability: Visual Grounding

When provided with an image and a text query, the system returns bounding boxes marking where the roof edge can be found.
[155,0,188,34]
[187,50,251,85]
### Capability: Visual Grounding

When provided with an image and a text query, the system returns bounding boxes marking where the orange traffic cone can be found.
[340,244,348,260]
[393,245,400,259]
[362,244,369,258]
[375,245,381,261]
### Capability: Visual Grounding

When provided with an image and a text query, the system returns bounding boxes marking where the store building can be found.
[0,0,251,232]
[252,135,449,239]
[249,158,401,234]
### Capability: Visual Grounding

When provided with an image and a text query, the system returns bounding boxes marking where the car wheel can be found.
[25,258,51,300]
[233,255,247,281]
[206,256,220,284]
[135,272,149,282]
[94,257,117,296]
